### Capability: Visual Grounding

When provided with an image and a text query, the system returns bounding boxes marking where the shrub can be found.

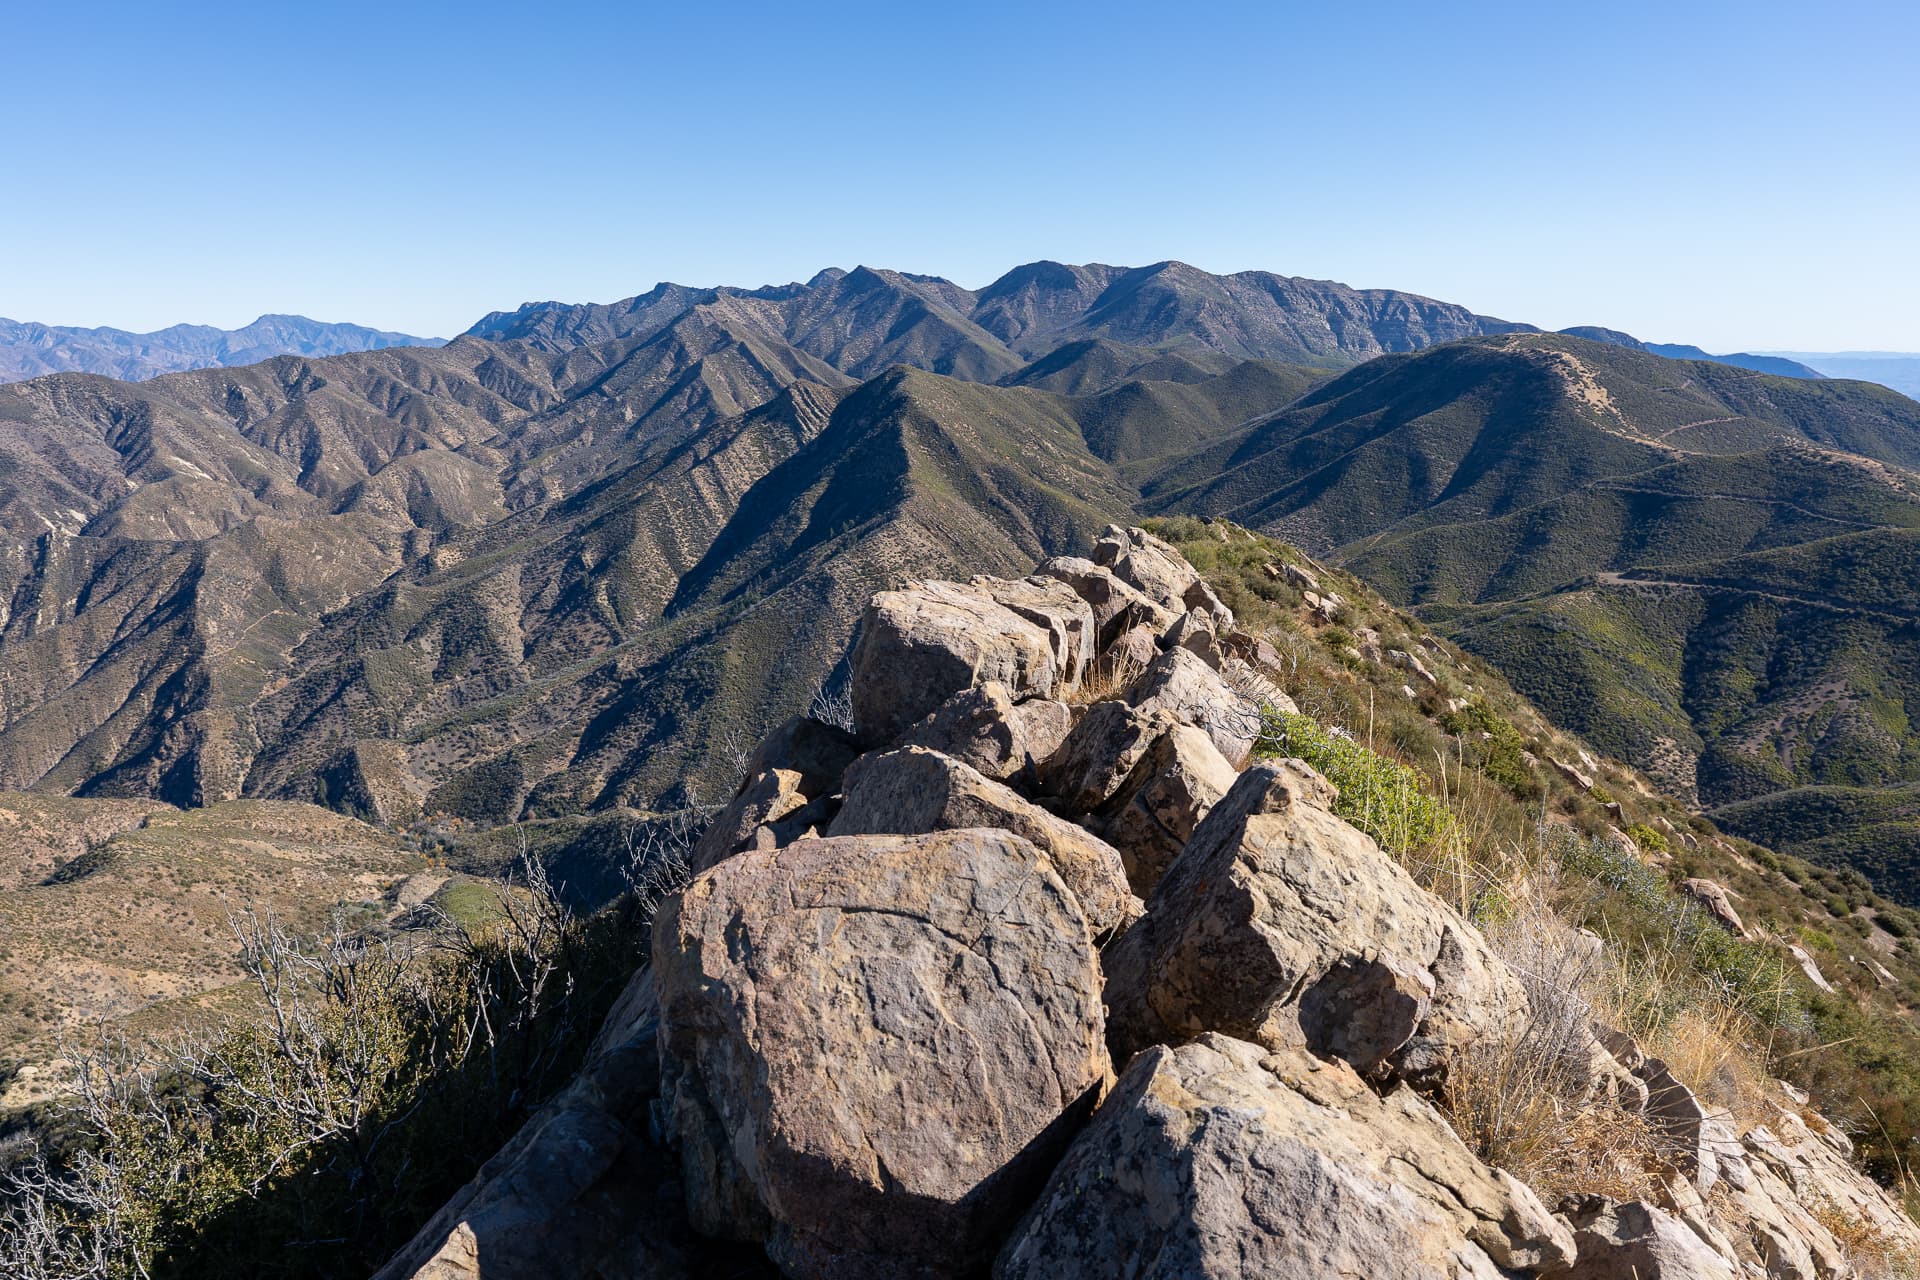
[0,857,658,1280]
[1255,709,1451,860]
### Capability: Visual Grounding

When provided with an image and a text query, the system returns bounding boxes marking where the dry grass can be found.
[1813,1197,1920,1279]
[1062,650,1149,706]
[1446,877,1677,1202]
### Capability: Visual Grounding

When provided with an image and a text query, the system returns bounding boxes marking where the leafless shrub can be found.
[807,666,857,734]
[619,807,706,929]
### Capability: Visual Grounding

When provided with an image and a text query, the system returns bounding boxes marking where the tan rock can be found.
[654,829,1111,1280]
[1679,877,1749,939]
[1089,524,1203,612]
[1099,723,1239,895]
[1036,554,1178,647]
[1103,761,1527,1082]
[1560,1197,1739,1278]
[849,577,1092,744]
[690,716,858,872]
[829,746,1141,938]
[898,681,1070,784]
[996,1034,1575,1280]
[1040,700,1178,813]
[1127,646,1257,762]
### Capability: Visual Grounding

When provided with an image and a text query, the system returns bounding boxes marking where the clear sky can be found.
[6,0,1916,350]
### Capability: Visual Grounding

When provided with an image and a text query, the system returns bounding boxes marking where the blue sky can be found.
[6,0,1916,349]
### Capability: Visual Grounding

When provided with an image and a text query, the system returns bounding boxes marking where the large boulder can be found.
[1098,723,1239,896]
[1039,700,1179,814]
[996,1034,1575,1279]
[690,716,860,871]
[849,577,1094,744]
[828,747,1141,938]
[1089,524,1203,613]
[1560,1198,1739,1279]
[1103,761,1528,1081]
[1128,646,1258,762]
[898,681,1071,785]
[1037,554,1179,647]
[653,829,1111,1280]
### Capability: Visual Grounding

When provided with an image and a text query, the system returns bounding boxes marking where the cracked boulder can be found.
[1103,761,1528,1081]
[996,1034,1574,1280]
[1098,723,1239,896]
[849,576,1095,744]
[1037,554,1179,647]
[1127,646,1257,763]
[653,828,1111,1280]
[828,746,1141,938]
[1089,524,1203,613]
[898,681,1072,785]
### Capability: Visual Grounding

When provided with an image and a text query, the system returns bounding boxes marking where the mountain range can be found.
[0,314,444,383]
[4,259,1920,903]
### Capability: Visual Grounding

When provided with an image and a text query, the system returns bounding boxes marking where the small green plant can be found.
[1255,709,1451,859]
[1627,823,1671,857]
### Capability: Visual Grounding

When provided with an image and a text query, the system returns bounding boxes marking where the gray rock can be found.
[898,681,1071,784]
[1103,762,1527,1081]
[996,1034,1575,1280]
[1098,723,1239,896]
[1561,1197,1739,1278]
[653,829,1111,1280]
[829,746,1141,938]
[849,577,1093,744]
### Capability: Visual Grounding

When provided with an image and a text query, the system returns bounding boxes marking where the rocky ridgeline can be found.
[377,527,1920,1279]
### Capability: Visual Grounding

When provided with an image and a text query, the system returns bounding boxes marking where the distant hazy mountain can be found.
[0,313,445,383]
[1761,352,1920,398]
[1558,325,1823,378]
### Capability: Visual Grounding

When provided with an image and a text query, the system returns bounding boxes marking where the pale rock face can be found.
[996,1034,1575,1280]
[1103,761,1528,1082]
[1127,646,1258,762]
[653,829,1111,1280]
[1679,877,1748,938]
[897,681,1071,784]
[1089,523,1203,613]
[1099,722,1239,895]
[1560,1197,1740,1279]
[1035,554,1178,647]
[849,577,1094,744]
[828,746,1142,937]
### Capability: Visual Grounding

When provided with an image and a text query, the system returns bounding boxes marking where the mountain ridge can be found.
[0,313,446,384]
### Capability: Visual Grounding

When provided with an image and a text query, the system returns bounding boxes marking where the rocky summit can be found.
[376,527,1920,1280]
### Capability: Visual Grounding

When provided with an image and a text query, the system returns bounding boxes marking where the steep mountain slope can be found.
[0,314,444,383]
[0,296,1311,818]
[1144,332,1920,898]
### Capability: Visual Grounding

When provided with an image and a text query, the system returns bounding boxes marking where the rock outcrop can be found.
[1103,760,1528,1081]
[652,828,1110,1280]
[385,525,1920,1280]
[998,1034,1575,1279]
